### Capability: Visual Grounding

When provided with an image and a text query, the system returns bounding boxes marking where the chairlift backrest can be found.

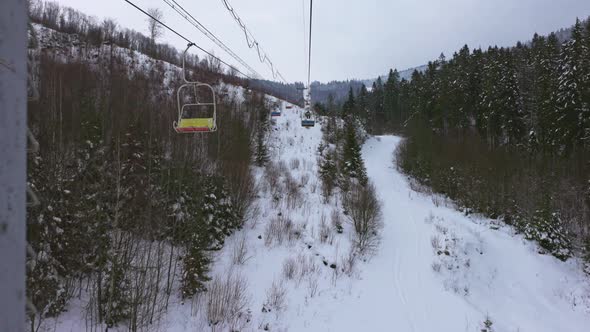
[174,43,217,133]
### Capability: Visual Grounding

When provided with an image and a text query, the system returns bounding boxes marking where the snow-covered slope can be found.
[161,121,590,331]
[156,100,362,331]
[318,136,589,332]
[46,104,590,331]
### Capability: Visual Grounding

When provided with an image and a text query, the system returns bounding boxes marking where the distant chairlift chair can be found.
[174,43,217,133]
[301,110,315,128]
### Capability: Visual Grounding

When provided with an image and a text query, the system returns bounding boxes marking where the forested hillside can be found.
[327,17,590,268]
[25,2,278,329]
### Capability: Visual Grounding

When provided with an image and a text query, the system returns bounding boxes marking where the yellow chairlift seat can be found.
[175,118,216,133]
[174,43,218,134]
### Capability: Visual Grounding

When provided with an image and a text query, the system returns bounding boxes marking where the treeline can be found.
[28,0,299,101]
[26,20,271,332]
[330,18,590,263]
[249,79,304,107]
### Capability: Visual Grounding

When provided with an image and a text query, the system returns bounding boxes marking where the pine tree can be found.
[319,147,338,197]
[523,190,572,261]
[554,19,586,153]
[479,47,505,147]
[369,78,385,131]
[531,33,560,149]
[201,176,240,250]
[180,220,211,299]
[371,77,384,115]
[255,107,269,166]
[383,69,400,123]
[446,45,472,131]
[342,86,356,118]
[341,120,367,185]
[500,49,526,145]
[101,262,132,327]
[581,19,590,147]
[357,84,369,121]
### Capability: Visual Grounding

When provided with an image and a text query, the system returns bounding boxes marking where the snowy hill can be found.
[50,107,590,332]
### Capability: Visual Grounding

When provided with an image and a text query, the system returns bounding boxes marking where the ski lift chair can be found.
[301,110,315,128]
[174,43,217,133]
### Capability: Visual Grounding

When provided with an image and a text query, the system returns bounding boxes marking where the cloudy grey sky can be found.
[54,0,590,83]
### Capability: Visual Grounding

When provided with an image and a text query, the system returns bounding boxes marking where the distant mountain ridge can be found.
[307,16,589,105]
[362,64,429,88]
[256,16,589,106]
[307,65,428,105]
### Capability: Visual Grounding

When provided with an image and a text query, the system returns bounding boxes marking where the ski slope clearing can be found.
[163,120,590,331]
[314,135,590,332]
[158,99,364,331]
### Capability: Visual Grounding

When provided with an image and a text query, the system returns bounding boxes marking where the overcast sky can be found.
[54,0,590,83]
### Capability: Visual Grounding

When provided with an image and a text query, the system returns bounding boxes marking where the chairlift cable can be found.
[163,0,263,79]
[122,0,253,79]
[219,0,288,83]
[307,0,313,89]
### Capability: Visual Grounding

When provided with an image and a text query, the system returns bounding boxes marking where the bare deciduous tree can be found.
[102,18,118,42]
[146,8,163,43]
[343,181,383,254]
[207,52,222,74]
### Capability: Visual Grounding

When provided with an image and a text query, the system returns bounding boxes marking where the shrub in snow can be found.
[264,215,295,247]
[431,262,442,273]
[343,181,383,254]
[263,280,287,313]
[282,257,298,280]
[296,254,320,284]
[284,170,302,209]
[331,210,344,234]
[319,214,332,244]
[101,263,132,328]
[264,162,281,194]
[289,157,300,170]
[341,246,358,277]
[231,235,251,266]
[206,272,251,331]
[307,275,320,298]
[255,107,270,167]
[431,235,443,251]
[480,316,494,332]
[300,172,310,187]
[522,209,572,261]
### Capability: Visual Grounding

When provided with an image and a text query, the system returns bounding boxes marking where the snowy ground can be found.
[319,135,590,332]
[45,99,590,331]
[157,99,361,332]
[162,109,590,331]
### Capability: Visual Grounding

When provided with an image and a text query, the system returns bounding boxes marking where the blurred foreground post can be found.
[0,0,28,331]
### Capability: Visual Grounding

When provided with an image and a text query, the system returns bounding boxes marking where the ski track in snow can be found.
[311,135,590,332]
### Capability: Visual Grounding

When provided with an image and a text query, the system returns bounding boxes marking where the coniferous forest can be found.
[327,18,590,262]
